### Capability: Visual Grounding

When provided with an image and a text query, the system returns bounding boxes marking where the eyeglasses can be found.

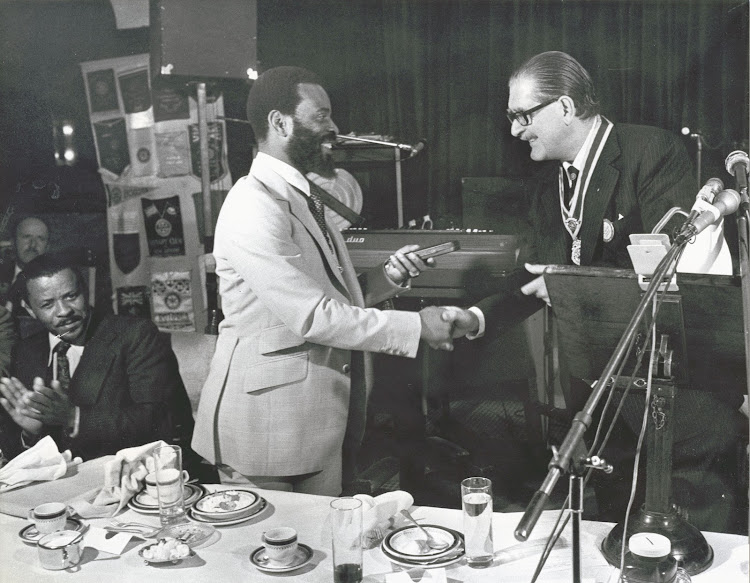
[506,98,558,126]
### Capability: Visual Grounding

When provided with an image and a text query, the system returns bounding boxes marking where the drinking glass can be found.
[461,476,494,568]
[154,445,187,526]
[330,497,363,583]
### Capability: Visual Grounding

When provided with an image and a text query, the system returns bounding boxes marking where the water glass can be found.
[330,497,363,583]
[461,476,494,568]
[154,445,187,526]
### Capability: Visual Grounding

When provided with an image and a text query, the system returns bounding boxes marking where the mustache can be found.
[57,316,83,327]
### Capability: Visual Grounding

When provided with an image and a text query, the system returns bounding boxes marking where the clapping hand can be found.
[23,378,76,428]
[0,377,44,435]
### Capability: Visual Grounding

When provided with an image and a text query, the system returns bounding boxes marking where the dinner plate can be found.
[187,497,267,526]
[19,517,85,544]
[192,488,261,520]
[128,483,204,514]
[381,544,464,569]
[250,543,313,573]
[382,524,462,559]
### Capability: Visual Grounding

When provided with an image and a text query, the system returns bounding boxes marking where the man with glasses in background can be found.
[443,51,742,532]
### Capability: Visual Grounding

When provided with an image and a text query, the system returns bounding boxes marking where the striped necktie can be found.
[51,341,72,392]
[306,180,332,249]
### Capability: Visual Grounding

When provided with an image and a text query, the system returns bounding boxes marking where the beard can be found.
[286,119,336,178]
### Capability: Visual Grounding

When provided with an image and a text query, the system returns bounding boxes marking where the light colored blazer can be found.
[192,155,421,477]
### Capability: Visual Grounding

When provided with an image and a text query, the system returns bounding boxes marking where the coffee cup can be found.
[145,469,189,499]
[28,502,69,534]
[262,527,298,564]
[38,529,83,570]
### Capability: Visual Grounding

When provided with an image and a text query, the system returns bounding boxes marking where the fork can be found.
[399,509,450,551]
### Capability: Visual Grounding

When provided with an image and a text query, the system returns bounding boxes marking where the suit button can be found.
[342,364,351,373]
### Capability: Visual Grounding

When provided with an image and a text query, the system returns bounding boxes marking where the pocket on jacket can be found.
[258,324,305,355]
[245,352,308,393]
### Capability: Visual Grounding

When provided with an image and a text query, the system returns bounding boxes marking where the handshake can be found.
[417,306,479,351]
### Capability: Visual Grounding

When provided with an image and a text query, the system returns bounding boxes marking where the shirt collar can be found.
[48,333,85,366]
[255,152,311,196]
[563,115,602,174]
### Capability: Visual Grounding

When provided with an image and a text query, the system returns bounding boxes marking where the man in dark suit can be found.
[0,252,194,464]
[444,51,741,531]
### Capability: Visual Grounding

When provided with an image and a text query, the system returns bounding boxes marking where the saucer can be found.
[19,518,84,544]
[187,498,267,526]
[128,483,204,514]
[251,543,313,573]
[157,522,217,548]
[192,488,261,520]
[138,541,194,565]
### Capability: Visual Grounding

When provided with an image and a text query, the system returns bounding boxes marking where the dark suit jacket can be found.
[476,123,695,332]
[9,314,195,462]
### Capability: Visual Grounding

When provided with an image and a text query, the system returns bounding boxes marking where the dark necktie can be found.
[563,165,579,205]
[306,180,332,248]
[52,341,72,392]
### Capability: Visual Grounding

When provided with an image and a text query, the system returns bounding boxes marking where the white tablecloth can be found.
[1,485,747,582]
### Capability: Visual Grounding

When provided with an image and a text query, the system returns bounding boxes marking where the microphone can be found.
[678,188,740,242]
[725,150,749,194]
[681,126,702,140]
[685,177,724,223]
[335,134,426,157]
[409,139,426,157]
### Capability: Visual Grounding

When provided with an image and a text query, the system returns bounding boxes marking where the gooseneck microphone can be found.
[676,187,741,243]
[335,134,426,157]
[686,177,724,222]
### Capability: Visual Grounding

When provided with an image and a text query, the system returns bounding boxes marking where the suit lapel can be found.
[252,163,352,296]
[70,316,115,405]
[579,127,621,265]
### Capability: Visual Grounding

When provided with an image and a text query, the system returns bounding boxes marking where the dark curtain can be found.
[258,0,749,226]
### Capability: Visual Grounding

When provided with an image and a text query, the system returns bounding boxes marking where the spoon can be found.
[399,509,450,551]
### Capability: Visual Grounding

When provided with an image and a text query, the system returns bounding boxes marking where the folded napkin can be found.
[0,436,81,493]
[354,490,414,549]
[70,440,167,518]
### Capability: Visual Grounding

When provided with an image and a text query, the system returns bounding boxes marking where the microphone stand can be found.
[515,240,686,581]
[733,179,750,542]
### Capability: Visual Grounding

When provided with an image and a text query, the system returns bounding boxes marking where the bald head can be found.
[14,217,49,269]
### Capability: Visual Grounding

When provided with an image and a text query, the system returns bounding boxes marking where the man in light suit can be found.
[0,253,195,464]
[445,52,741,531]
[191,66,453,496]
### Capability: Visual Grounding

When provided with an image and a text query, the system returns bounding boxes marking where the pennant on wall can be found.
[93,118,130,175]
[113,231,141,275]
[153,85,190,122]
[116,285,150,318]
[106,184,156,207]
[117,68,151,114]
[151,271,194,332]
[155,131,191,177]
[87,69,120,113]
[141,195,185,257]
[127,127,155,177]
[189,122,226,182]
